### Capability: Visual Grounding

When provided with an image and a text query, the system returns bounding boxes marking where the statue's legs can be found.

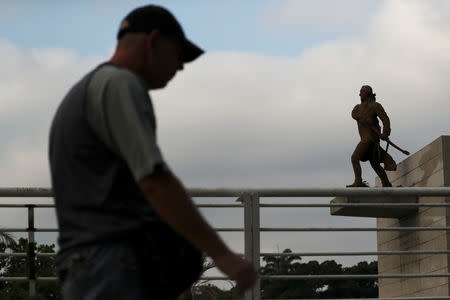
[369,159,392,187]
[347,141,371,187]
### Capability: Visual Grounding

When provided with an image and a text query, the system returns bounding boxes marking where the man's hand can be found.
[380,133,389,141]
[212,251,257,295]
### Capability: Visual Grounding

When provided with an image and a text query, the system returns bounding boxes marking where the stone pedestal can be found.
[377,136,450,298]
[330,195,418,218]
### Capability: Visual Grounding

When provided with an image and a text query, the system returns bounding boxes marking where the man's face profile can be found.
[144,32,184,90]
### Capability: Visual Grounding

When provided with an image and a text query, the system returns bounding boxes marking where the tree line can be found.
[0,239,377,299]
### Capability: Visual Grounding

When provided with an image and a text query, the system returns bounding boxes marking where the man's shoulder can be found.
[88,64,148,97]
[93,64,139,83]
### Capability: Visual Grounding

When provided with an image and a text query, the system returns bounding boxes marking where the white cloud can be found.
[0,0,449,267]
[0,40,103,186]
[259,0,380,35]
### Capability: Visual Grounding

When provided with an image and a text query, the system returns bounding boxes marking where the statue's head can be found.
[359,85,376,101]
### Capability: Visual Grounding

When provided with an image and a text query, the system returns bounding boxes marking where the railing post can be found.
[243,193,261,300]
[27,205,36,300]
[251,193,261,300]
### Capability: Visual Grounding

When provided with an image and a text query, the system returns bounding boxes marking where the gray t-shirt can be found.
[86,64,167,180]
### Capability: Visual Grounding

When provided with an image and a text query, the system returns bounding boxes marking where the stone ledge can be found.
[330,196,418,218]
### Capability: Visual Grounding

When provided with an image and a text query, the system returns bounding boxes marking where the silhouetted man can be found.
[347,85,396,187]
[49,5,256,299]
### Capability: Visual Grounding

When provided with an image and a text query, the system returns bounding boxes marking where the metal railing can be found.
[1,187,450,300]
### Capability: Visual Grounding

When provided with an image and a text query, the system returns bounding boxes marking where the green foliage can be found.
[0,238,61,300]
[0,231,15,247]
[201,248,378,299]
[1,242,378,300]
[321,261,378,298]
[259,249,378,299]
[192,284,238,300]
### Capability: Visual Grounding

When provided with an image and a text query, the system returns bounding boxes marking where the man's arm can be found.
[375,103,391,139]
[139,168,257,295]
[139,168,228,258]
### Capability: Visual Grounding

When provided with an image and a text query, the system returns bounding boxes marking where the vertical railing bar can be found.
[243,193,254,300]
[27,205,36,300]
[251,193,261,300]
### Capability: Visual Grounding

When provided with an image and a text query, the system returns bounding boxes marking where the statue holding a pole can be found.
[347,85,409,187]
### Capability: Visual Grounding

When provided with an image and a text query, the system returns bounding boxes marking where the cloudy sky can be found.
[1,0,450,279]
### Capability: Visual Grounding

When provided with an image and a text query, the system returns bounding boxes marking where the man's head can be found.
[111,5,204,89]
[359,85,376,101]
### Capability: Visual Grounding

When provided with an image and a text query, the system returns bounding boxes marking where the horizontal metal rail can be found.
[198,204,242,207]
[262,273,450,279]
[0,227,244,232]
[1,187,450,197]
[191,187,450,197]
[0,204,54,208]
[261,227,450,232]
[0,228,58,232]
[12,274,450,282]
[0,277,32,281]
[260,203,450,207]
[13,273,441,282]
[264,298,450,300]
[0,253,55,257]
[202,273,450,280]
[0,188,53,197]
[4,226,450,233]
[4,250,447,258]
[7,275,408,282]
[2,203,450,208]
[0,277,57,281]
[3,203,450,208]
[260,250,450,256]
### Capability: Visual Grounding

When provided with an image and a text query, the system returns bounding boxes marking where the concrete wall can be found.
[376,136,450,298]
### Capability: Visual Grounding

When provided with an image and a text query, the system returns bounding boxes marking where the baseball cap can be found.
[117,5,204,63]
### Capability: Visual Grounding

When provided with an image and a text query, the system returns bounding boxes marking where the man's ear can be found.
[146,29,161,49]
[143,29,161,62]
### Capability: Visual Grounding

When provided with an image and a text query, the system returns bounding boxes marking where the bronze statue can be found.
[347,85,397,187]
